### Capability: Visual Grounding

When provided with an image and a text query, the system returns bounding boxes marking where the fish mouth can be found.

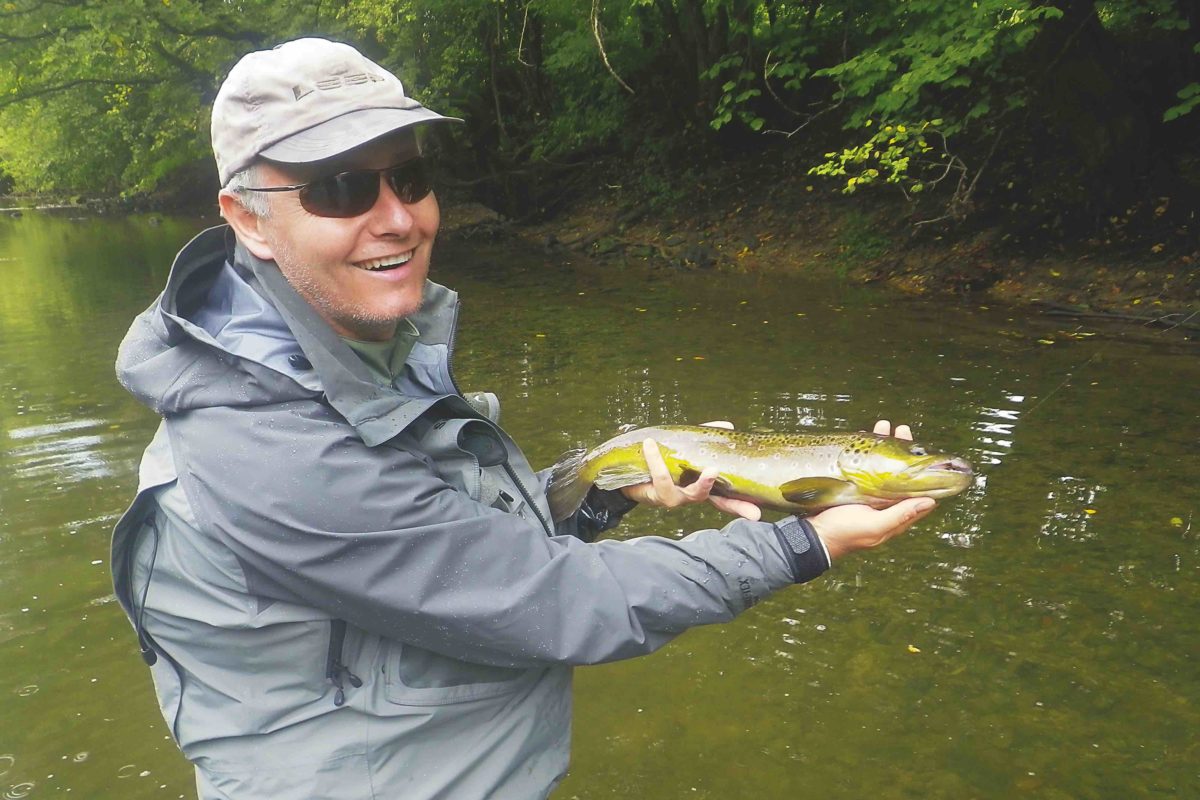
[899,456,973,479]
[883,456,973,497]
[923,457,973,476]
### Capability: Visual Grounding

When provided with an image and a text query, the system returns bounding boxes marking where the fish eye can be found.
[910,445,926,456]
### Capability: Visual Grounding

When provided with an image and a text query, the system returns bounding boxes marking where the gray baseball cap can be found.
[211,38,460,186]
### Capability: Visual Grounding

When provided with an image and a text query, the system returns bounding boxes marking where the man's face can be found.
[249,132,438,342]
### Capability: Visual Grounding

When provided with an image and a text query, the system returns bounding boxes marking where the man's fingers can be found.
[710,496,762,521]
[872,419,915,441]
[882,497,935,534]
[681,467,719,497]
[642,439,674,488]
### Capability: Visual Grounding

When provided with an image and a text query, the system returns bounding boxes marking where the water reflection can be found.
[764,391,854,429]
[1040,476,1107,541]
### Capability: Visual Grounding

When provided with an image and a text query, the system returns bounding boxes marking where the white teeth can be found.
[358,252,413,271]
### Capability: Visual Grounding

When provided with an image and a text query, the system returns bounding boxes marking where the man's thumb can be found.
[891,497,936,524]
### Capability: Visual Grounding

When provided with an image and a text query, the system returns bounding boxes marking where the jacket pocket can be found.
[407,417,509,504]
[383,640,534,706]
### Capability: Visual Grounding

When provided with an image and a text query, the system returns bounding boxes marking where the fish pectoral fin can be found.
[677,467,732,492]
[593,462,652,491]
[779,477,855,506]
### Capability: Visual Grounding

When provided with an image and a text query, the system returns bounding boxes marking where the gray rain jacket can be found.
[110,225,830,800]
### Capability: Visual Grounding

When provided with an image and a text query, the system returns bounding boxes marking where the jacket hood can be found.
[116,225,462,445]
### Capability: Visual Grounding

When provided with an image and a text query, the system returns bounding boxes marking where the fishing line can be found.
[1021,308,1192,419]
[1020,344,1105,419]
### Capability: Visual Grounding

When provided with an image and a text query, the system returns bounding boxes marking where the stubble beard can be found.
[269,236,425,341]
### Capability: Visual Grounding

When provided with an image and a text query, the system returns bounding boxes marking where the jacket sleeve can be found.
[168,402,818,669]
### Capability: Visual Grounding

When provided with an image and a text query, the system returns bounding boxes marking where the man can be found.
[110,38,936,800]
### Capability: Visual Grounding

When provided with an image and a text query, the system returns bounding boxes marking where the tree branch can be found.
[0,78,155,111]
[591,0,634,94]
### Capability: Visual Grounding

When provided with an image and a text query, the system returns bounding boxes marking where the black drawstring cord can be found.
[135,522,161,666]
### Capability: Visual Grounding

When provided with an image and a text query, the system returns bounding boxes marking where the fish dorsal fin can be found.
[780,477,854,505]
[593,462,652,491]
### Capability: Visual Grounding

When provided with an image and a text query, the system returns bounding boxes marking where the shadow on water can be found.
[1,213,1196,798]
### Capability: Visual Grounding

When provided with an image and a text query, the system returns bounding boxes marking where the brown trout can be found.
[547,425,973,521]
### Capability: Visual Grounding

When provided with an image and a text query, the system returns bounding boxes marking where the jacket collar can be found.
[149,224,463,446]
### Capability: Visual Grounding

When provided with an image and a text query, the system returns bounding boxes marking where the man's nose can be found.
[368,175,415,233]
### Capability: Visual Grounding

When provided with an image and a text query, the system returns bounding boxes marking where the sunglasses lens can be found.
[299,171,379,218]
[386,160,432,204]
[295,160,432,217]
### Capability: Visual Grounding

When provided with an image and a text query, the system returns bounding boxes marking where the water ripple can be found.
[5,418,119,483]
[3,782,34,799]
[7,419,106,440]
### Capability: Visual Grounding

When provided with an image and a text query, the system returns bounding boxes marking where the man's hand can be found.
[620,421,762,521]
[807,419,936,560]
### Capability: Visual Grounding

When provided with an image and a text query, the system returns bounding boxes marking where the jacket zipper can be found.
[504,462,553,537]
[446,300,464,396]
[447,299,553,537]
[325,619,362,707]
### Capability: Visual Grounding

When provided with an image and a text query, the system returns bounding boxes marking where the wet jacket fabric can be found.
[110,225,830,800]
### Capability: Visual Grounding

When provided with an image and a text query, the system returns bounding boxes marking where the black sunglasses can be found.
[242,159,433,218]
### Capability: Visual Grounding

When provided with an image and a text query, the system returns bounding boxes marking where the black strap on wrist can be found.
[773,516,831,584]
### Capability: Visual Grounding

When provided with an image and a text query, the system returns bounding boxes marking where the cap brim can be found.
[260,106,461,164]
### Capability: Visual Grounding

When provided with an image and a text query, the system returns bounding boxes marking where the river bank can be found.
[489,153,1199,339]
[6,158,1197,338]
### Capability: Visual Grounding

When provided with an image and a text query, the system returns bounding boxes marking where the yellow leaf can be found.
[1049,269,1061,277]
[1037,339,1055,345]
[907,644,921,654]
[1084,508,1097,515]
[1170,517,1184,527]
[1150,243,1164,254]
[1131,298,1141,305]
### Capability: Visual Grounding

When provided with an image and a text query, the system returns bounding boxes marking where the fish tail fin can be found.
[547,448,592,522]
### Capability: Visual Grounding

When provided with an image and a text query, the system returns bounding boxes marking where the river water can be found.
[0,211,1196,799]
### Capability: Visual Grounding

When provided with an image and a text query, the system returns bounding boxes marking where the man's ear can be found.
[218,192,275,261]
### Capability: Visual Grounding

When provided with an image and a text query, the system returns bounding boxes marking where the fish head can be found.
[836,434,974,500]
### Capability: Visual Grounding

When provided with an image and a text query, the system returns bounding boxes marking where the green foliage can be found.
[809,120,943,195]
[1165,81,1200,122]
[0,0,320,194]
[703,54,764,131]
[0,0,1194,235]
[832,210,892,275]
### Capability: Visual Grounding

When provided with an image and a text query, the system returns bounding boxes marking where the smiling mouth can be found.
[356,252,413,271]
